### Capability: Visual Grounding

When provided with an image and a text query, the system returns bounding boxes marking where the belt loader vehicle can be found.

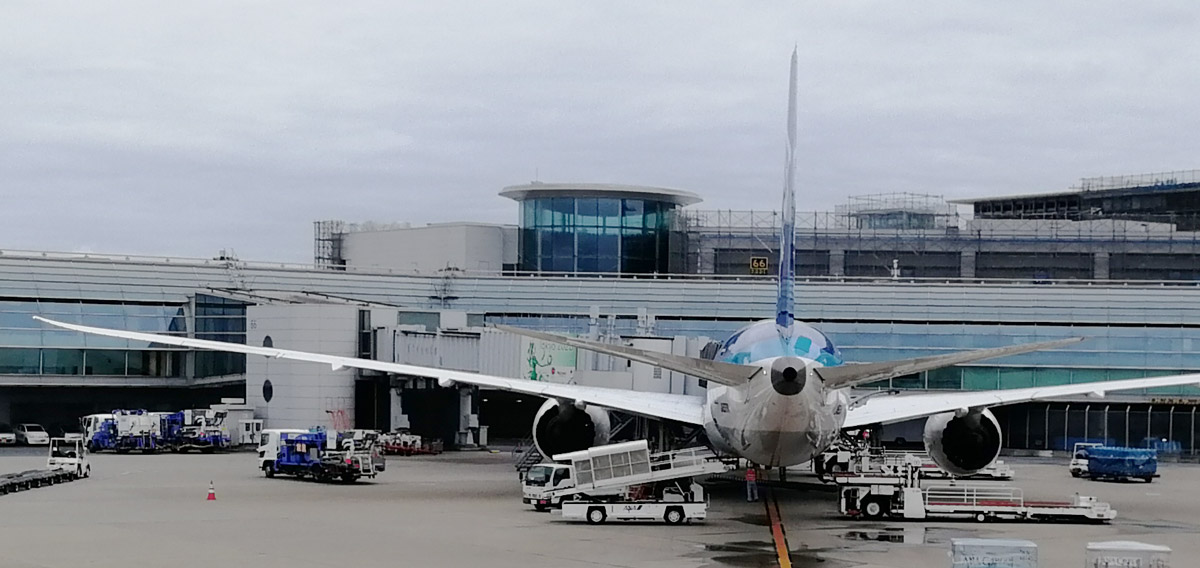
[258,428,385,483]
[525,440,731,524]
[835,459,1116,523]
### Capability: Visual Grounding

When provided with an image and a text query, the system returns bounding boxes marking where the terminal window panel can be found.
[994,402,1200,452]
[41,349,82,375]
[1110,253,1200,281]
[843,251,961,278]
[0,348,183,377]
[711,249,830,276]
[975,252,1092,280]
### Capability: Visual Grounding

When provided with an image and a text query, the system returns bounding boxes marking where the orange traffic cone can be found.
[206,481,216,501]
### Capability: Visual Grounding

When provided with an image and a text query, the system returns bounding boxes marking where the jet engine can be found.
[531,399,611,459]
[922,408,1002,476]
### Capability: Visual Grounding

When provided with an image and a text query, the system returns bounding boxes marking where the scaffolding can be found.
[672,192,1200,280]
[835,193,958,230]
[1073,169,1200,193]
[313,220,347,269]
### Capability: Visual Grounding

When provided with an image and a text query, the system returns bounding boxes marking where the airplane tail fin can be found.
[775,48,799,336]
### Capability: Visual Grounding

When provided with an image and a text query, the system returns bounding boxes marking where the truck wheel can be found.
[664,507,685,525]
[1070,471,1082,478]
[534,504,548,512]
[263,464,275,478]
[341,473,357,483]
[1143,476,1154,483]
[586,507,607,525]
[975,512,988,523]
[862,499,886,519]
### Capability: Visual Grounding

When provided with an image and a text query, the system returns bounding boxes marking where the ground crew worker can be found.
[745,465,759,502]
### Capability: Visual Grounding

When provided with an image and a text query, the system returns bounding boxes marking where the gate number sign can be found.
[750,257,768,274]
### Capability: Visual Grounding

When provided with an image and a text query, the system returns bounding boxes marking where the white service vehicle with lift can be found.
[526,440,731,525]
[835,457,1115,523]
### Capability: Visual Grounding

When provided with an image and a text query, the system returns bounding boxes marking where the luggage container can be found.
[1081,447,1158,482]
[1085,541,1170,568]
[951,538,1037,568]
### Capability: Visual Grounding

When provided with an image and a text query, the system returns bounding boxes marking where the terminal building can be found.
[5,171,1200,454]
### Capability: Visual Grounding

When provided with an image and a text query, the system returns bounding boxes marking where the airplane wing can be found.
[492,324,760,386]
[33,317,705,425]
[814,337,1086,389]
[844,373,1200,428]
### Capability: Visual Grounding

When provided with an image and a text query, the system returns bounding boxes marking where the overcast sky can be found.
[3,2,1198,262]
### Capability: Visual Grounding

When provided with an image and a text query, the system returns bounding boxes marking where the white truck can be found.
[524,462,623,511]
[1069,442,1102,477]
[525,440,731,524]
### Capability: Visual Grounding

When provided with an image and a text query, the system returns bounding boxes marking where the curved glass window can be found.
[518,196,677,274]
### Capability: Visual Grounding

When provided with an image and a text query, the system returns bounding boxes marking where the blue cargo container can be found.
[1084,447,1158,483]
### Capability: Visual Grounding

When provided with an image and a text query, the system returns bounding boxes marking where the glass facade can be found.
[194,294,247,378]
[0,294,247,378]
[519,196,674,274]
[0,299,187,378]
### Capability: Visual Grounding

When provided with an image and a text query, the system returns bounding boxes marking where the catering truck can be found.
[524,440,731,524]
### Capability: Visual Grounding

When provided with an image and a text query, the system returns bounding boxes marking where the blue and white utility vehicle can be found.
[258,428,384,483]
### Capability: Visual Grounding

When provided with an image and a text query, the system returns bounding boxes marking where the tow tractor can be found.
[1,438,90,495]
[1069,442,1102,478]
[525,440,732,524]
[835,457,1115,523]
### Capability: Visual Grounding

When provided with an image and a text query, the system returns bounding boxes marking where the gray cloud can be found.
[2,1,1198,261]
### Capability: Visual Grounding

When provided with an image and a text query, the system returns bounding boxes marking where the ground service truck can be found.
[524,440,731,524]
[258,428,384,483]
[159,410,230,452]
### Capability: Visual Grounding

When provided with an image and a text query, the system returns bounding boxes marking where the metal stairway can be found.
[512,437,544,478]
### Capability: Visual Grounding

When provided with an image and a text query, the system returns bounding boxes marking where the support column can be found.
[828,250,845,277]
[457,385,480,448]
[960,251,976,279]
[389,381,409,430]
[1094,252,1110,280]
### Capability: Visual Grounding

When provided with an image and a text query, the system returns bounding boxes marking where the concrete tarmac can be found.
[0,448,1195,567]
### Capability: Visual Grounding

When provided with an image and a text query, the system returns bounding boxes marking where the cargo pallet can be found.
[0,468,83,495]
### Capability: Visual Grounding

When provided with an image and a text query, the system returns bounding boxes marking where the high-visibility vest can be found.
[746,468,757,482]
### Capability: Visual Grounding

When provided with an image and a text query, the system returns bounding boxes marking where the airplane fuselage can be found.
[702,319,849,467]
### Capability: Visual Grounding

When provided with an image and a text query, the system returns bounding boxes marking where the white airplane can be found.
[36,50,1200,475]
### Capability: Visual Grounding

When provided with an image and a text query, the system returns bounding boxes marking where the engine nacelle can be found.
[923,408,1002,476]
[531,399,611,459]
